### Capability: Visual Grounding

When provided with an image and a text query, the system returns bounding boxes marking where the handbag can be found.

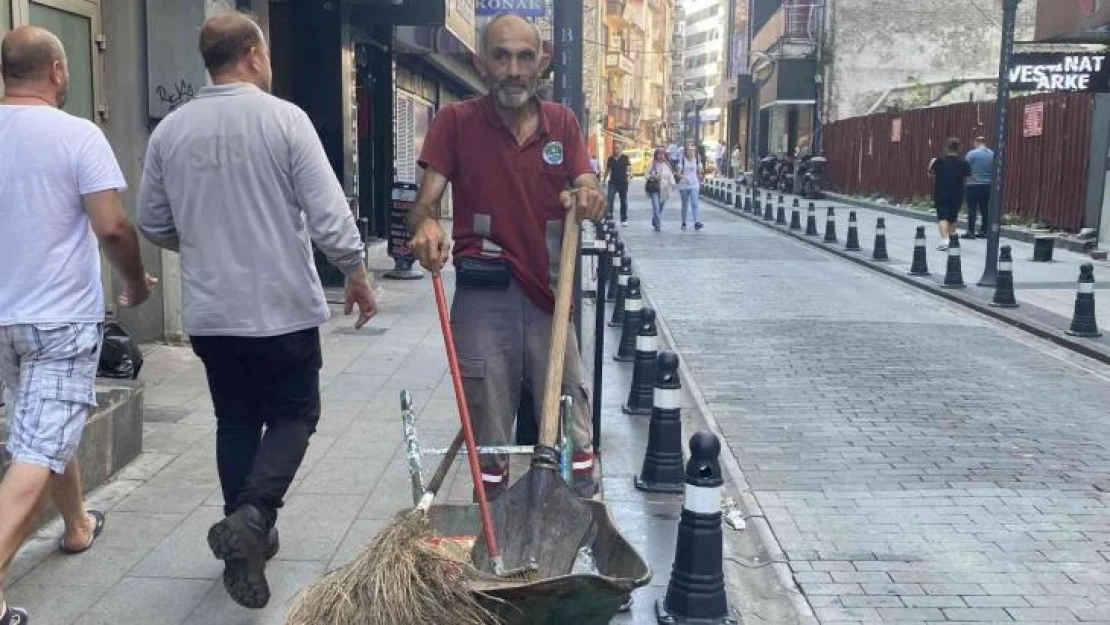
[644,165,661,194]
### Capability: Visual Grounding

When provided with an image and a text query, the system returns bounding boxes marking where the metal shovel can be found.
[472,207,595,580]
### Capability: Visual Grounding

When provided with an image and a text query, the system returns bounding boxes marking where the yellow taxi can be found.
[625,148,648,177]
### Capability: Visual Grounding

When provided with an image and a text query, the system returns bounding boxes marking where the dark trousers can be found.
[607,181,629,222]
[191,327,322,529]
[966,185,990,234]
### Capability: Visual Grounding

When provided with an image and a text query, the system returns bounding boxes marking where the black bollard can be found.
[636,351,685,493]
[624,308,659,416]
[789,205,802,231]
[742,196,751,213]
[990,245,1019,308]
[656,431,736,625]
[805,203,818,236]
[775,199,787,226]
[845,211,861,251]
[942,234,965,288]
[615,276,643,361]
[1067,263,1102,337]
[823,207,838,243]
[752,196,760,215]
[606,240,625,302]
[909,226,930,276]
[872,218,889,261]
[763,196,775,221]
[734,185,743,209]
[610,256,633,326]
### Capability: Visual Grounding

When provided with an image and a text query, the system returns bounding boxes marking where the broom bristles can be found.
[285,509,502,625]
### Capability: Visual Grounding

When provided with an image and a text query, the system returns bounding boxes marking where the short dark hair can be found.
[1,31,62,83]
[947,137,962,153]
[199,12,264,74]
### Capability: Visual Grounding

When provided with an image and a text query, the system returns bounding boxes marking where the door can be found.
[13,0,101,121]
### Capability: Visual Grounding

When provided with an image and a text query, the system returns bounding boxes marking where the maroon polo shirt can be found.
[418,94,591,314]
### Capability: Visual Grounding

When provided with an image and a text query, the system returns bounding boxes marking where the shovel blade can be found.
[472,467,594,579]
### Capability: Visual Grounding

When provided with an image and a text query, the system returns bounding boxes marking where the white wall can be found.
[823,0,1039,122]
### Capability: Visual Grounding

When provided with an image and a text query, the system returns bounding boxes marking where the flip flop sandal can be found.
[59,509,105,555]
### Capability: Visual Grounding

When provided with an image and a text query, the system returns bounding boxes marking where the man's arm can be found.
[85,190,154,306]
[287,110,375,327]
[407,167,451,272]
[288,110,366,278]
[136,141,179,252]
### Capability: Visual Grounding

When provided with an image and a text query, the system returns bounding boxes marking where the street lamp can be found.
[978,0,1021,287]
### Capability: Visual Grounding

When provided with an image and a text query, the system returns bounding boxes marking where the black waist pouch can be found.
[456,257,512,290]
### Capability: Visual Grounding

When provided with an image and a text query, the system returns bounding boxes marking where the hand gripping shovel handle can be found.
[431,273,503,566]
[540,208,581,447]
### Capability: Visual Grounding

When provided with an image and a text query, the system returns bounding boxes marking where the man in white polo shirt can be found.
[0,25,155,625]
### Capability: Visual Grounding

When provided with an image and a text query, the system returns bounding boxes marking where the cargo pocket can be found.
[20,375,96,471]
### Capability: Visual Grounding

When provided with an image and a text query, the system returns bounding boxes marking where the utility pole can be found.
[553,0,585,343]
[978,0,1021,287]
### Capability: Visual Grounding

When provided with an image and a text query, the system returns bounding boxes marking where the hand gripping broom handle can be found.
[540,208,580,448]
[432,273,502,566]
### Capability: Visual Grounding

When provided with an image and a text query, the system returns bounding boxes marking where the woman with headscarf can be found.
[645,147,676,231]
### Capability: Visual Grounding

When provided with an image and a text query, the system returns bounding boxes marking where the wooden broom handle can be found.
[540,207,580,447]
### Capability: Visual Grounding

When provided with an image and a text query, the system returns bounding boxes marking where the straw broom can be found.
[284,432,501,625]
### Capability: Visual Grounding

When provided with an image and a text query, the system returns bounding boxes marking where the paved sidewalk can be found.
[615,184,1110,624]
[6,268,799,623]
[727,183,1110,333]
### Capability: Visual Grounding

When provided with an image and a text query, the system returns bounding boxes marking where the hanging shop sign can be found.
[476,0,546,17]
[1009,53,1110,93]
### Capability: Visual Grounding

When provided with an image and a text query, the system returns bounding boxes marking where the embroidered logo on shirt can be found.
[542,141,564,166]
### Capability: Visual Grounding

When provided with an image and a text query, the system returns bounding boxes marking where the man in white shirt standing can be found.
[0,26,155,625]
[138,11,375,610]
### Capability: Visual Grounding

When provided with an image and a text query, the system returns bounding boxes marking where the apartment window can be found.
[10,0,101,121]
[686,4,718,23]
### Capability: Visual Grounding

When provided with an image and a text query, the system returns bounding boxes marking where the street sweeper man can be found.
[408,13,606,499]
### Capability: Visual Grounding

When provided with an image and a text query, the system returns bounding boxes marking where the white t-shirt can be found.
[0,105,127,325]
[677,156,701,190]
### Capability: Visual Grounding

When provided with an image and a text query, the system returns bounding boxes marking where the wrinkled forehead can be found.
[483,20,540,56]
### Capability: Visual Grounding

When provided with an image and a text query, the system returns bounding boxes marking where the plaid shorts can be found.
[0,323,101,473]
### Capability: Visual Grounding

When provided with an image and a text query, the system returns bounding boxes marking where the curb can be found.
[639,288,819,625]
[826,192,1100,256]
[703,194,1110,366]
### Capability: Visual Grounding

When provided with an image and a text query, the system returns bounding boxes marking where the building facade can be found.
[602,0,672,157]
[680,0,727,159]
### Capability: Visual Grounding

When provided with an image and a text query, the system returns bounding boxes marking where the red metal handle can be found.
[432,273,500,561]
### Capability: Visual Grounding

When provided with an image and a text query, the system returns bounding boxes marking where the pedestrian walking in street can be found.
[731,144,742,179]
[964,136,994,239]
[408,13,605,501]
[677,145,704,231]
[928,137,971,250]
[667,142,681,170]
[606,143,631,226]
[646,147,676,231]
[136,11,376,610]
[0,26,156,625]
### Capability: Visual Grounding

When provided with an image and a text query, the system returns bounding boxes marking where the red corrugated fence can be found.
[823,93,1093,232]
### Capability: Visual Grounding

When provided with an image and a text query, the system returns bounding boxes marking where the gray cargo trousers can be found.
[451,278,596,498]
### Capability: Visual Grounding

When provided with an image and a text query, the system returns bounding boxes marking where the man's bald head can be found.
[199,11,265,75]
[1,25,66,84]
[480,13,542,57]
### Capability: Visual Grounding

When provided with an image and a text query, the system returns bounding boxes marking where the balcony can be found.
[605,0,629,27]
[607,105,637,131]
[606,52,635,76]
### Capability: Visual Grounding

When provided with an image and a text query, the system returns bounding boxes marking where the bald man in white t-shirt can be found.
[0,26,155,625]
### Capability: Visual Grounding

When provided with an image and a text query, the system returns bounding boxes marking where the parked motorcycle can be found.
[755,155,780,189]
[776,154,795,194]
[798,155,827,199]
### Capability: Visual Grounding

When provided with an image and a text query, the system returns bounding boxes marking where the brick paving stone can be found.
[617,189,1110,623]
